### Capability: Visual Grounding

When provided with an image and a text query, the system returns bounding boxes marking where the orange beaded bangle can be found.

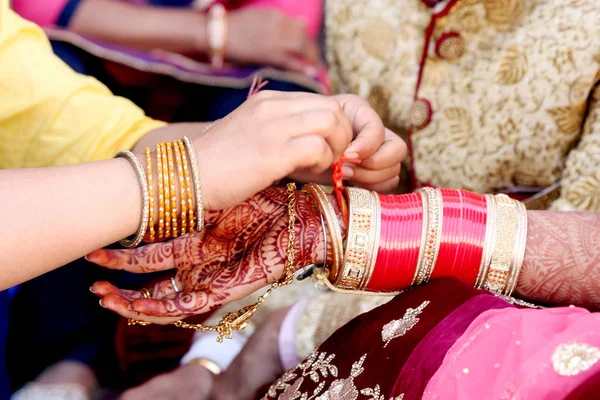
[160,143,171,238]
[145,147,156,243]
[177,140,196,234]
[173,140,188,236]
[166,142,178,238]
[155,143,165,240]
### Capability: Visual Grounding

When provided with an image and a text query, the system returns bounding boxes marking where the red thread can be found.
[331,157,361,224]
[247,75,269,98]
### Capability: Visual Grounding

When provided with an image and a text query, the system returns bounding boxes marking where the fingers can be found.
[351,163,402,185]
[359,129,408,170]
[98,293,182,325]
[86,242,176,273]
[348,128,406,192]
[333,94,386,160]
[286,135,333,174]
[129,290,220,317]
[352,176,400,193]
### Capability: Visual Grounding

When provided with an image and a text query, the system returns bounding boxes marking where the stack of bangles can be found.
[303,184,528,297]
[116,135,205,248]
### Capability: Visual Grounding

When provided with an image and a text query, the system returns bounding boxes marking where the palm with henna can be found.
[88,187,332,324]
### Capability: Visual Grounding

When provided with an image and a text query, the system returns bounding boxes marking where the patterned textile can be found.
[265,278,513,399]
[325,0,600,211]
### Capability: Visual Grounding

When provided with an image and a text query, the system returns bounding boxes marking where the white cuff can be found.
[278,297,309,370]
[180,331,247,371]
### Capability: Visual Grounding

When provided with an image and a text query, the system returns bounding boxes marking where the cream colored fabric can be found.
[326,0,600,210]
[295,291,391,361]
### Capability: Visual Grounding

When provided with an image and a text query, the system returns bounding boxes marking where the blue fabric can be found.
[56,0,84,28]
[0,290,11,400]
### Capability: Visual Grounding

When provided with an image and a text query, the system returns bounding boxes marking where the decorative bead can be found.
[436,32,465,60]
[409,98,433,130]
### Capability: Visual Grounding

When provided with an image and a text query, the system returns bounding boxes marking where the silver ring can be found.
[171,277,181,292]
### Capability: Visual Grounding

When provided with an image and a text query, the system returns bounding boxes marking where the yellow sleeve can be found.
[0,4,166,168]
[552,83,600,211]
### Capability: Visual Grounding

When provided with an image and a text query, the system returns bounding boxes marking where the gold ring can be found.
[140,288,152,299]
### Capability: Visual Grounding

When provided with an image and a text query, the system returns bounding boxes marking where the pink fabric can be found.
[12,0,70,27]
[216,0,323,40]
[423,307,600,400]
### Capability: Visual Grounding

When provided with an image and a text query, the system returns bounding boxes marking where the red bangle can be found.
[367,193,422,291]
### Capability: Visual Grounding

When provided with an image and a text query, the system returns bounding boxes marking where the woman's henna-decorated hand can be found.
[517,211,600,310]
[88,187,337,324]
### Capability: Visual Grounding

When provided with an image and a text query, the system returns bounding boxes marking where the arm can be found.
[89,193,600,323]
[14,0,321,74]
[68,0,208,54]
[516,211,600,308]
[1,89,398,290]
[551,83,600,211]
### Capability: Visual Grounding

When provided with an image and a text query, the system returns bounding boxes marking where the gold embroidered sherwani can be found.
[289,0,600,361]
[327,0,600,211]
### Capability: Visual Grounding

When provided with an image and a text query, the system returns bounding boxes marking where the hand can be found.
[120,363,213,400]
[226,8,321,75]
[289,94,407,193]
[89,188,331,324]
[210,307,289,400]
[193,91,367,211]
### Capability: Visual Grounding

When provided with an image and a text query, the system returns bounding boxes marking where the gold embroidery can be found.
[547,102,587,135]
[359,20,396,60]
[552,342,600,376]
[444,108,473,147]
[367,86,392,123]
[496,45,528,85]
[381,301,430,347]
[326,0,600,208]
[421,56,448,87]
[564,173,600,211]
[265,353,404,400]
[483,0,524,30]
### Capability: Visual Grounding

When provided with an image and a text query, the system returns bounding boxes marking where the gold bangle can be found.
[155,143,165,240]
[365,192,381,289]
[412,187,443,286]
[177,140,195,234]
[186,358,222,375]
[475,194,497,289]
[336,187,379,290]
[173,140,188,236]
[301,184,344,283]
[144,147,156,243]
[483,194,518,294]
[505,200,528,296]
[116,150,149,248]
[160,143,171,239]
[166,142,179,238]
[183,136,204,232]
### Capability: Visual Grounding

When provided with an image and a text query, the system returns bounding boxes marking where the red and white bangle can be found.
[207,4,227,69]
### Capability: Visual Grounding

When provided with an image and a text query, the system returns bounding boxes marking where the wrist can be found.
[297,190,345,269]
[189,12,209,53]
